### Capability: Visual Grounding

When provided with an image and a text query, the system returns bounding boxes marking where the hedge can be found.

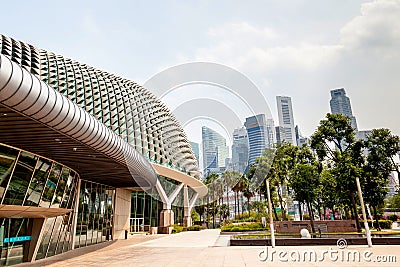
[221,222,268,232]
[360,220,392,229]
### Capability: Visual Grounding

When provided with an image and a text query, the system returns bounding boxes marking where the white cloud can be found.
[189,0,400,137]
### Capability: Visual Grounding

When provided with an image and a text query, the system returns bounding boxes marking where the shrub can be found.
[360,220,392,229]
[221,222,268,232]
[187,225,202,231]
[388,214,398,222]
[172,224,185,233]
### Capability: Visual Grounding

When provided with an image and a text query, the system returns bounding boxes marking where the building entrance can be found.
[0,218,32,266]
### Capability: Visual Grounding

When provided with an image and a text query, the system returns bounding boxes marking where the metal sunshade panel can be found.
[0,54,156,188]
[0,105,143,187]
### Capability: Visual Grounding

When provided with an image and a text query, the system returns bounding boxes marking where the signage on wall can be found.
[4,235,31,243]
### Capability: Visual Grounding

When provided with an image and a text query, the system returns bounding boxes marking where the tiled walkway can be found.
[16,230,400,267]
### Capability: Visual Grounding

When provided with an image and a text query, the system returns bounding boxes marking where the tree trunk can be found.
[350,192,362,232]
[372,205,381,231]
[276,187,286,221]
[226,186,230,219]
[234,191,237,219]
[299,202,303,220]
[271,199,279,221]
[307,200,316,234]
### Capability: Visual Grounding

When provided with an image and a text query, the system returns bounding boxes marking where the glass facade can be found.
[0,144,78,208]
[131,178,184,231]
[0,143,116,265]
[74,180,115,249]
[131,189,162,230]
[0,143,80,265]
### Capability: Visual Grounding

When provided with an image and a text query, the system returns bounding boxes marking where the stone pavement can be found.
[17,229,400,267]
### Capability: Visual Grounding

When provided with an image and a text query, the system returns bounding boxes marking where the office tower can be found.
[355,130,372,141]
[330,88,358,130]
[295,125,308,146]
[231,127,249,173]
[202,126,229,174]
[189,141,200,166]
[245,114,275,166]
[276,96,297,145]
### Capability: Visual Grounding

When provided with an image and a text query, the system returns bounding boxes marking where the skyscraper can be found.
[329,88,358,130]
[202,126,229,175]
[189,141,200,166]
[276,96,297,145]
[245,114,275,165]
[231,127,249,173]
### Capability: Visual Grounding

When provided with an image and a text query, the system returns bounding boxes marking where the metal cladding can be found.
[0,34,200,180]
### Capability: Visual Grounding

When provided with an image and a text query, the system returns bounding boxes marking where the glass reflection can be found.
[25,158,53,206]
[0,146,19,202]
[3,152,38,205]
[75,180,114,249]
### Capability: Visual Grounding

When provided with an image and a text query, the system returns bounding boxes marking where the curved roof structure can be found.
[0,34,204,194]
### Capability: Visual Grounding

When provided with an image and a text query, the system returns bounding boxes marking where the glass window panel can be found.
[46,216,63,257]
[66,174,78,210]
[3,151,37,205]
[61,172,75,208]
[0,145,19,202]
[35,217,56,260]
[40,163,62,208]
[25,158,52,206]
[52,167,69,208]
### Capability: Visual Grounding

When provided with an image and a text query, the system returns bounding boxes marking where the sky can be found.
[2,0,400,147]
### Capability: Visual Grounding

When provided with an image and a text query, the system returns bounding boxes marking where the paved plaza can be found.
[17,229,400,267]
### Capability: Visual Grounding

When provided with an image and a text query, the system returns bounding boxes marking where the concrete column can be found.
[183,186,198,227]
[27,218,46,262]
[113,188,132,240]
[158,209,174,234]
[183,186,191,227]
[71,178,81,250]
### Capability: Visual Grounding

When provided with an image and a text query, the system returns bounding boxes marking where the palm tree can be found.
[223,171,241,218]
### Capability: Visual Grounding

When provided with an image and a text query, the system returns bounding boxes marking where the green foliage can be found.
[221,222,267,232]
[362,129,400,210]
[172,224,185,233]
[388,214,398,222]
[191,209,200,222]
[187,225,202,231]
[387,193,400,209]
[360,220,392,229]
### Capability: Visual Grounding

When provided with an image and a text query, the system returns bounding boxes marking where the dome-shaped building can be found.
[0,34,206,265]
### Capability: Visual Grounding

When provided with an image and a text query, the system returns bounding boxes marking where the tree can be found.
[204,173,219,228]
[222,170,242,218]
[219,203,230,222]
[387,193,400,210]
[233,174,249,217]
[243,186,254,215]
[311,113,363,232]
[268,142,298,221]
[362,128,400,229]
[289,144,319,232]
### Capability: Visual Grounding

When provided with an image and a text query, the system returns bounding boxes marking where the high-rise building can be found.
[189,141,200,166]
[295,125,309,146]
[245,114,275,166]
[231,127,249,173]
[276,96,297,145]
[201,126,229,175]
[329,88,358,130]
